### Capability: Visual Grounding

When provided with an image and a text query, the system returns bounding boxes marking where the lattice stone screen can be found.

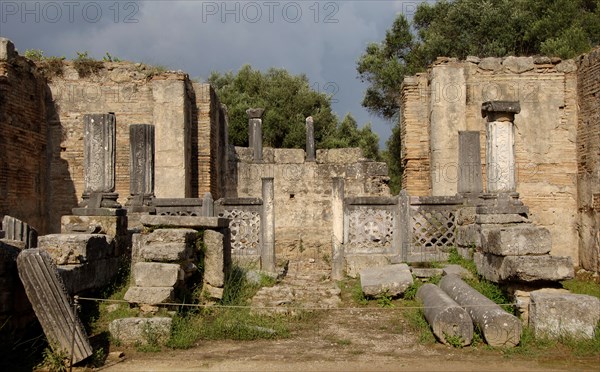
[346,207,394,254]
[411,208,456,252]
[218,209,261,255]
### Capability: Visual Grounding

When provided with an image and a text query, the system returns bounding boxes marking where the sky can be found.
[0,0,425,148]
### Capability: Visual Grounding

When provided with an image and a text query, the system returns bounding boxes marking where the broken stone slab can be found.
[480,225,551,256]
[439,275,521,347]
[529,291,600,339]
[202,283,224,300]
[124,287,174,305]
[475,253,574,283]
[360,264,413,297]
[16,249,93,364]
[2,216,38,248]
[345,254,390,278]
[510,287,569,326]
[38,234,114,265]
[410,268,444,278]
[475,214,528,225]
[61,214,127,238]
[109,317,172,346]
[140,215,229,229]
[138,229,197,262]
[456,224,481,248]
[502,56,534,74]
[203,229,228,288]
[133,262,181,287]
[416,283,473,347]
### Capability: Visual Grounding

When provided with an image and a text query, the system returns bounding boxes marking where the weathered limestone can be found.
[0,37,16,61]
[480,225,552,256]
[140,215,229,229]
[344,255,390,278]
[80,113,120,208]
[247,108,264,162]
[203,229,227,288]
[305,116,315,161]
[123,287,174,305]
[360,264,413,297]
[153,79,191,198]
[2,216,38,248]
[482,101,520,193]
[442,264,473,280]
[201,192,214,217]
[261,177,275,272]
[416,283,473,346]
[332,177,345,280]
[137,229,197,262]
[529,291,600,339]
[38,234,114,265]
[16,249,93,364]
[126,124,155,210]
[132,262,181,287]
[457,131,483,195]
[109,317,172,346]
[439,275,521,347]
[410,268,444,278]
[474,252,574,282]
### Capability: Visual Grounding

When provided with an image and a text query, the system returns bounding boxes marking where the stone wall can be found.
[400,56,580,263]
[577,47,600,272]
[230,147,390,259]
[0,39,49,233]
[46,62,226,232]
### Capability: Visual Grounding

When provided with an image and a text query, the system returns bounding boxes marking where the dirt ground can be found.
[102,306,599,372]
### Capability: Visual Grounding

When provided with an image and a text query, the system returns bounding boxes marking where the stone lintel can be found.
[140,215,229,229]
[71,208,127,217]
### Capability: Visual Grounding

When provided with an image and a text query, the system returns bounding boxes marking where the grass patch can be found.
[561,278,600,298]
[400,301,436,345]
[73,51,104,77]
[447,247,478,276]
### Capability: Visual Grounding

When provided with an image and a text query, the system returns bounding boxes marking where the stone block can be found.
[0,38,16,61]
[140,215,229,229]
[481,225,551,256]
[360,264,413,297]
[476,214,528,225]
[109,317,172,346]
[124,287,174,304]
[442,264,474,280]
[365,162,389,176]
[456,224,481,247]
[502,56,534,73]
[475,253,574,283]
[316,148,363,164]
[203,283,224,300]
[138,229,197,262]
[203,230,227,287]
[456,207,477,225]
[58,257,122,294]
[39,234,114,265]
[479,57,502,71]
[273,149,305,164]
[410,268,443,278]
[345,254,390,278]
[530,292,600,339]
[133,262,181,287]
[61,214,127,241]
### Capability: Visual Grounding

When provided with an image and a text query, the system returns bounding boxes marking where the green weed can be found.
[561,278,600,298]
[73,51,104,77]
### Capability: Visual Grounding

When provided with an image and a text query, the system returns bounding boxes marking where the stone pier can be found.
[481,101,520,193]
[247,108,264,162]
[126,124,155,212]
[261,177,275,272]
[457,131,483,195]
[79,113,120,208]
[305,116,316,161]
[331,177,344,280]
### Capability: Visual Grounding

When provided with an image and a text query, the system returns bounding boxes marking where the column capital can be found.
[246,108,265,119]
[481,101,521,122]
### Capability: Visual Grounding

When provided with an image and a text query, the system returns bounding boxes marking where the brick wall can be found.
[577,47,600,272]
[400,56,580,263]
[0,54,48,232]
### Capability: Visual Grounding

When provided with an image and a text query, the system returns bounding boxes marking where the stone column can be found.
[201,192,214,217]
[481,101,520,194]
[305,116,316,161]
[127,124,155,209]
[81,113,120,208]
[331,177,345,280]
[457,131,483,195]
[247,108,264,162]
[261,177,275,272]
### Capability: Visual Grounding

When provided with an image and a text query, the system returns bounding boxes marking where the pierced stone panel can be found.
[411,209,456,253]
[347,208,394,253]
[218,209,260,255]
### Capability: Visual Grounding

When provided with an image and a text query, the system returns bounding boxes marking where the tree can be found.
[209,65,381,160]
[358,0,600,193]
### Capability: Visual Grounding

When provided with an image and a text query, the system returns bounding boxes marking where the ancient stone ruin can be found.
[0,36,599,362]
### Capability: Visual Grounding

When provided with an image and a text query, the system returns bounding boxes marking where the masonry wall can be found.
[401,56,579,263]
[577,47,600,272]
[231,147,390,260]
[46,63,225,232]
[0,47,49,233]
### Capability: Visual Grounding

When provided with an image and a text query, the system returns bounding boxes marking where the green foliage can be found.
[377,292,394,308]
[447,247,478,277]
[561,278,600,298]
[209,65,380,160]
[73,51,104,77]
[443,332,465,348]
[350,279,368,306]
[39,346,68,372]
[102,52,121,62]
[24,49,65,79]
[401,301,436,345]
[24,49,45,61]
